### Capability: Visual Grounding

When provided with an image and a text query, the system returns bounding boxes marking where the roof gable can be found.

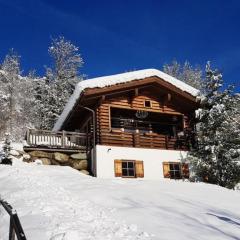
[53,69,199,131]
[74,68,198,97]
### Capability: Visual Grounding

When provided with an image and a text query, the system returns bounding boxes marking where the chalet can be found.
[26,69,200,180]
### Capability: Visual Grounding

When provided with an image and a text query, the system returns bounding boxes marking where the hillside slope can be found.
[0,161,240,240]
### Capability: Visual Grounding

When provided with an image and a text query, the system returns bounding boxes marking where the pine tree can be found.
[163,60,203,90]
[188,62,240,189]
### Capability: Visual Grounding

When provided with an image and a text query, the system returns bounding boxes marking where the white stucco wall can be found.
[95,145,188,179]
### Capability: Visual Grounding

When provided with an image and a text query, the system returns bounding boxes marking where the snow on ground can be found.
[0,160,240,240]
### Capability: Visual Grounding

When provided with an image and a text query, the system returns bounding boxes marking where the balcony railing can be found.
[25,129,92,150]
[99,128,194,150]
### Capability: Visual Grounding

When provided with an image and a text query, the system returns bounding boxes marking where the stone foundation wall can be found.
[11,148,90,175]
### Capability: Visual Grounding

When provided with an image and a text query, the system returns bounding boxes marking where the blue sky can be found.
[0,0,240,88]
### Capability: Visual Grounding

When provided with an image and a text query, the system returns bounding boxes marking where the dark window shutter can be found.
[181,163,190,178]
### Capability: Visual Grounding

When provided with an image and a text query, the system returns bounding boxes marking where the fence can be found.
[0,199,27,240]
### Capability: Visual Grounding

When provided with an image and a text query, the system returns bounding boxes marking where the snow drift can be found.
[0,160,240,240]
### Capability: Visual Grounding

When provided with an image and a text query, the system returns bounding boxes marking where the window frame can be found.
[169,162,181,179]
[121,160,136,178]
[114,159,144,178]
[144,100,152,108]
[163,162,189,180]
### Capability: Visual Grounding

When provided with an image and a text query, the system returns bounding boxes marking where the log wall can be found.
[96,90,192,150]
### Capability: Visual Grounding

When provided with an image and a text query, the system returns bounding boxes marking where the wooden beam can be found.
[83,76,197,103]
[135,88,139,96]
[23,147,83,153]
[84,78,154,96]
[162,93,172,112]
[84,85,155,102]
[108,104,183,115]
[167,93,171,102]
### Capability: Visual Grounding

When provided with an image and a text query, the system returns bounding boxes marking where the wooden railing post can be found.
[86,132,89,152]
[34,131,36,146]
[134,131,140,147]
[120,130,124,146]
[61,130,65,148]
[150,133,153,148]
[26,129,30,145]
[165,135,169,149]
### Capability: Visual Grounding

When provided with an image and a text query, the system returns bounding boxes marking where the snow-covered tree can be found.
[236,94,240,128]
[0,133,12,165]
[0,50,22,140]
[188,62,240,189]
[40,36,84,129]
[163,60,203,90]
[31,76,50,129]
[0,50,39,140]
[20,71,42,130]
[48,36,83,86]
[163,60,181,79]
[0,75,9,137]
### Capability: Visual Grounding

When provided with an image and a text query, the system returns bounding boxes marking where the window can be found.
[122,161,135,177]
[163,162,189,179]
[144,100,151,108]
[110,107,184,136]
[169,163,181,179]
[114,160,144,178]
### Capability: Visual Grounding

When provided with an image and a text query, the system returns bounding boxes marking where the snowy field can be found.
[0,160,240,240]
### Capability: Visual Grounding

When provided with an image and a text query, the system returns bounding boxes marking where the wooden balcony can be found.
[25,129,92,151]
[99,130,191,150]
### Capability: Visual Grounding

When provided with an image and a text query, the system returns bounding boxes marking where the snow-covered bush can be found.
[0,133,12,165]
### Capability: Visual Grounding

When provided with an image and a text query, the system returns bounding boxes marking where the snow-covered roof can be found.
[53,68,199,131]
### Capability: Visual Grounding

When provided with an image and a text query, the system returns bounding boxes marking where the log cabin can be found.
[26,69,200,179]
